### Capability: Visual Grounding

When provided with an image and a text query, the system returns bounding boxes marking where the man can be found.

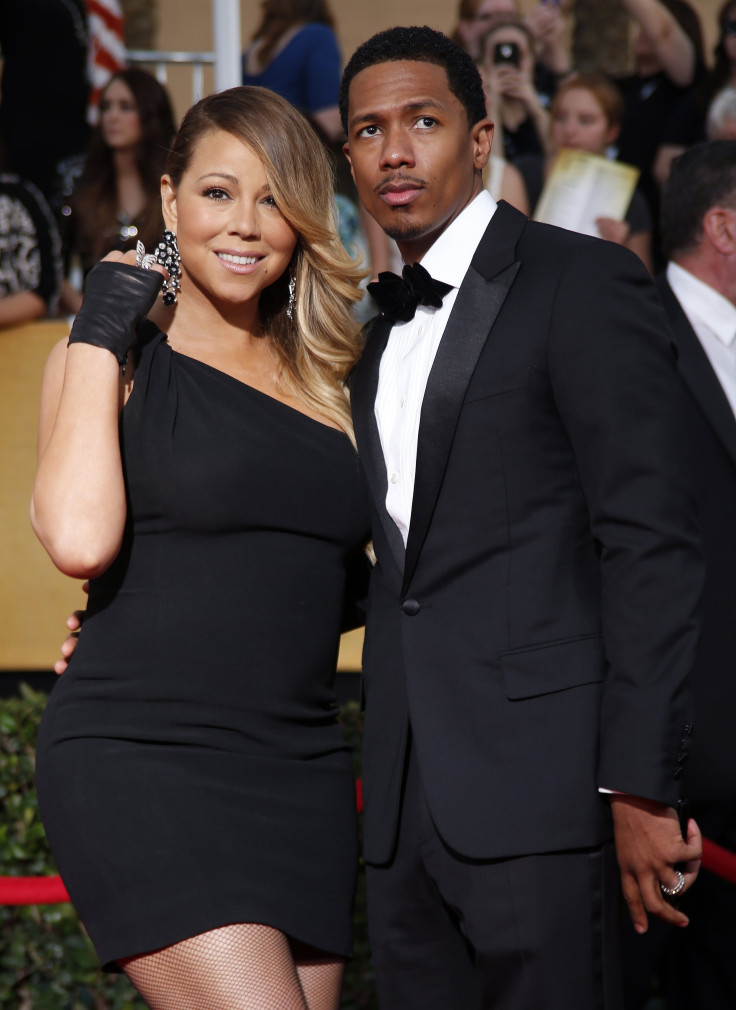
[623,140,736,1010]
[338,26,702,1009]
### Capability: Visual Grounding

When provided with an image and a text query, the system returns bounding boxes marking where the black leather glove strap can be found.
[68,261,164,366]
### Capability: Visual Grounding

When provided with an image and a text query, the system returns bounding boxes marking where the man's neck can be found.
[396,177,485,264]
[674,252,736,309]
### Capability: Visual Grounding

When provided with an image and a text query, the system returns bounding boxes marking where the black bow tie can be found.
[367,263,453,323]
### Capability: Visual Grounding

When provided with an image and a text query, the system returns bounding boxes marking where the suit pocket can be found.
[463,367,530,403]
[500,634,605,700]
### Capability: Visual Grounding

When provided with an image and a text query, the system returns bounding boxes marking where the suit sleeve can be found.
[547,238,702,808]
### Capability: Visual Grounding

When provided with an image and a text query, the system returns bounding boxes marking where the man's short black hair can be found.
[661,140,736,260]
[339,26,487,134]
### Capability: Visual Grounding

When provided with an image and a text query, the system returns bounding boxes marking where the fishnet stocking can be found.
[118,922,345,1010]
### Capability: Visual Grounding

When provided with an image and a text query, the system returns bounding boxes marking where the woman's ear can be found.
[161,175,177,231]
[606,123,621,147]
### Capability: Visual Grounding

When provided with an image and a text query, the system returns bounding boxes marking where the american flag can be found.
[85,0,126,123]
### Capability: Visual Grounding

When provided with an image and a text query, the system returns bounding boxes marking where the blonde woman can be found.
[32,87,369,1010]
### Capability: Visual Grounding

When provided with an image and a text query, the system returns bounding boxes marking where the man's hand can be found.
[54,582,88,675]
[611,794,701,933]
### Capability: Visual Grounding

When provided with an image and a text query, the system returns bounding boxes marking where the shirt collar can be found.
[667,260,736,348]
[411,190,497,290]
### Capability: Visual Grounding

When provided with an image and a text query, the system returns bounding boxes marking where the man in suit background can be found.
[622,140,736,1010]
[339,26,703,1009]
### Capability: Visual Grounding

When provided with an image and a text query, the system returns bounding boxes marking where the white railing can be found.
[126,0,241,102]
[127,50,218,104]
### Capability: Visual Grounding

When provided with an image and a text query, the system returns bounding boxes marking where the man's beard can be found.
[382,218,426,243]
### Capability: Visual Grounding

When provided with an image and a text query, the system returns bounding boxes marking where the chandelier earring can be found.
[154,229,182,306]
[286,273,296,320]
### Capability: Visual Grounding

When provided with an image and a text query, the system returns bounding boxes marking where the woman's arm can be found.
[622,0,696,87]
[0,291,46,327]
[31,336,130,579]
[31,253,163,578]
[524,4,573,77]
[500,161,530,215]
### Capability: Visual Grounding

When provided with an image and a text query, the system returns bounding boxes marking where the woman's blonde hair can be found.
[166,86,365,443]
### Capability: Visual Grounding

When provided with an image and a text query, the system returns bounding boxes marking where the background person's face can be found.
[550,88,617,155]
[100,78,142,151]
[458,0,518,57]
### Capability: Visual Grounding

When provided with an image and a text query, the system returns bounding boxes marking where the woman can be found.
[452,0,517,60]
[32,86,369,1010]
[65,68,175,309]
[452,0,574,75]
[242,0,342,143]
[655,0,736,181]
[615,0,704,212]
[479,18,552,162]
[517,73,653,271]
[243,1,393,285]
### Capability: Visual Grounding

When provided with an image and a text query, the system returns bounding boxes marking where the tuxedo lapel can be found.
[402,202,525,593]
[350,314,405,573]
[658,277,736,470]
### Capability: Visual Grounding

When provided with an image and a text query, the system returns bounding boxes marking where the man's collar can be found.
[667,261,736,348]
[413,190,497,290]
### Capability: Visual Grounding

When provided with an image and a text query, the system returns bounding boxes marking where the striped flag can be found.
[85,0,127,123]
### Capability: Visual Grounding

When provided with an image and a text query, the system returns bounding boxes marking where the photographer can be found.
[480,17,552,161]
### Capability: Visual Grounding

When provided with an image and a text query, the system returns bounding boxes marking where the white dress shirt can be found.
[667,260,736,417]
[374,190,497,544]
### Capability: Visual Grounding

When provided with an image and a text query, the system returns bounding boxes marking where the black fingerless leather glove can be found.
[68,261,164,368]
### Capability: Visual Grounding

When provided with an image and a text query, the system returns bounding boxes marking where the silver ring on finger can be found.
[135,240,157,271]
[659,869,685,897]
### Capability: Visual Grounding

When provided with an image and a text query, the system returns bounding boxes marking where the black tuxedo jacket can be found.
[657,275,736,806]
[350,203,702,866]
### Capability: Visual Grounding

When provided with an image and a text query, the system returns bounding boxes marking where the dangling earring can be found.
[154,228,182,306]
[286,273,296,320]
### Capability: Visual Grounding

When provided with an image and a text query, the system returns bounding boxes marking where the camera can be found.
[493,41,520,67]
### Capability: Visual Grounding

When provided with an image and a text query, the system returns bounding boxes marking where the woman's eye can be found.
[203,187,229,201]
[262,195,278,208]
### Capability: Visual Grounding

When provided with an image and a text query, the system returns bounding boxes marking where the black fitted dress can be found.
[35,325,370,969]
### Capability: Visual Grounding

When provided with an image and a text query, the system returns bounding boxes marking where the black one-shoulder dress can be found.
[35,326,370,968]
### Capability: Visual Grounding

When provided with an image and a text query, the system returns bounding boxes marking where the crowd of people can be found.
[5,2,736,1010]
[2,0,734,328]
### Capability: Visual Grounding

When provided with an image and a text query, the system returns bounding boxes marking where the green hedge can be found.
[0,685,377,1009]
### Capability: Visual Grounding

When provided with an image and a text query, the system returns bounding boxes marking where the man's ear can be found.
[161,175,177,231]
[472,118,494,170]
[342,141,355,183]
[703,206,736,255]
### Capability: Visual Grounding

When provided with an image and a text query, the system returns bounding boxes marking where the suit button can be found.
[402,599,421,616]
[683,723,693,735]
[673,766,684,779]
[676,752,689,764]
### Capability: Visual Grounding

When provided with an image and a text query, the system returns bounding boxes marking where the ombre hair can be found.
[166,86,365,443]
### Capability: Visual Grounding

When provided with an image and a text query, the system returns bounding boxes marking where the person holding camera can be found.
[480,18,552,162]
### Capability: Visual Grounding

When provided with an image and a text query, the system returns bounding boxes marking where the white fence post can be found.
[213,0,242,93]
